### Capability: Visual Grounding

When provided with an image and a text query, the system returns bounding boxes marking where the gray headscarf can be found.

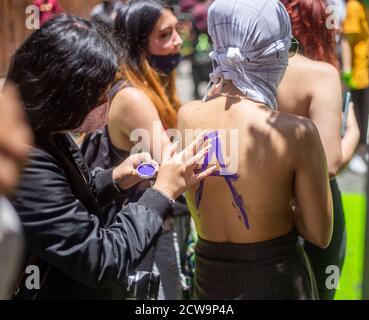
[206,0,292,108]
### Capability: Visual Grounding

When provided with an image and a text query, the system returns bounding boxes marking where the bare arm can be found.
[341,102,360,166]
[293,120,333,248]
[309,64,358,177]
[108,87,172,162]
[341,37,352,74]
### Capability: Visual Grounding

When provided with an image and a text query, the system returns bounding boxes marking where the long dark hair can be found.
[114,0,180,129]
[6,15,118,133]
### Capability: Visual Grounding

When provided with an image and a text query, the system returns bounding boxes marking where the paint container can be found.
[137,162,158,180]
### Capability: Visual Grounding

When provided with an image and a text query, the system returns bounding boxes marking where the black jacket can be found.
[11,133,173,299]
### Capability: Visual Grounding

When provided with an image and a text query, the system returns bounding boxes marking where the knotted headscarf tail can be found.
[204,0,292,109]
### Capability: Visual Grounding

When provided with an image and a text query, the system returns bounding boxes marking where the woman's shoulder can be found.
[177,100,204,127]
[178,99,201,114]
[24,146,67,181]
[12,145,68,207]
[272,110,319,143]
[300,59,341,103]
[112,86,155,113]
[26,134,74,177]
[115,84,148,101]
[310,60,339,80]
[286,57,340,100]
[108,86,162,134]
[290,55,339,79]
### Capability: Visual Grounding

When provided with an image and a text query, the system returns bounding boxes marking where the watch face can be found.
[137,162,157,179]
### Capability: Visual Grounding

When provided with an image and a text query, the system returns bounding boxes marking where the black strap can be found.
[108,79,129,102]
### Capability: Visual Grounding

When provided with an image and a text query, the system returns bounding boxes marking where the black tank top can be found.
[81,79,131,169]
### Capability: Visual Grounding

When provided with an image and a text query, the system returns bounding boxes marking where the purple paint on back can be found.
[195,131,250,229]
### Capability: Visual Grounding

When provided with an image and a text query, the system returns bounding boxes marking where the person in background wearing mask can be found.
[343,0,369,174]
[7,15,214,300]
[0,86,33,299]
[33,0,64,25]
[82,0,187,300]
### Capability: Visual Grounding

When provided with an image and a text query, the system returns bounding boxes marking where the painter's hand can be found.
[113,153,158,190]
[153,130,216,200]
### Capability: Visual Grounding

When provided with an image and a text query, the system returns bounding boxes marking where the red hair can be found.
[281,0,339,68]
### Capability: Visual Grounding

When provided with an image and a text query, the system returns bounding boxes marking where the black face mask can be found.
[148,53,181,75]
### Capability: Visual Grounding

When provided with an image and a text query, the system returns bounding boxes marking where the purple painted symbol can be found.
[137,162,157,179]
[195,131,250,229]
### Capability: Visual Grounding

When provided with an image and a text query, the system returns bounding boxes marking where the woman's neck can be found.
[220,81,246,97]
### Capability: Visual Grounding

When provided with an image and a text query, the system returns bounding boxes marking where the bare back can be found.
[277,54,317,118]
[277,54,348,177]
[178,92,332,245]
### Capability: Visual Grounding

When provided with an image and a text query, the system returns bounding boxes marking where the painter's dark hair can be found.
[6,14,118,132]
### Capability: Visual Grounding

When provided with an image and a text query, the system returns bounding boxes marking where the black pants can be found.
[304,179,346,300]
[194,231,316,300]
[351,88,369,146]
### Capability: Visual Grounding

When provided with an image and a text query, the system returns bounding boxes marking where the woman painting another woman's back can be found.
[178,0,333,300]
